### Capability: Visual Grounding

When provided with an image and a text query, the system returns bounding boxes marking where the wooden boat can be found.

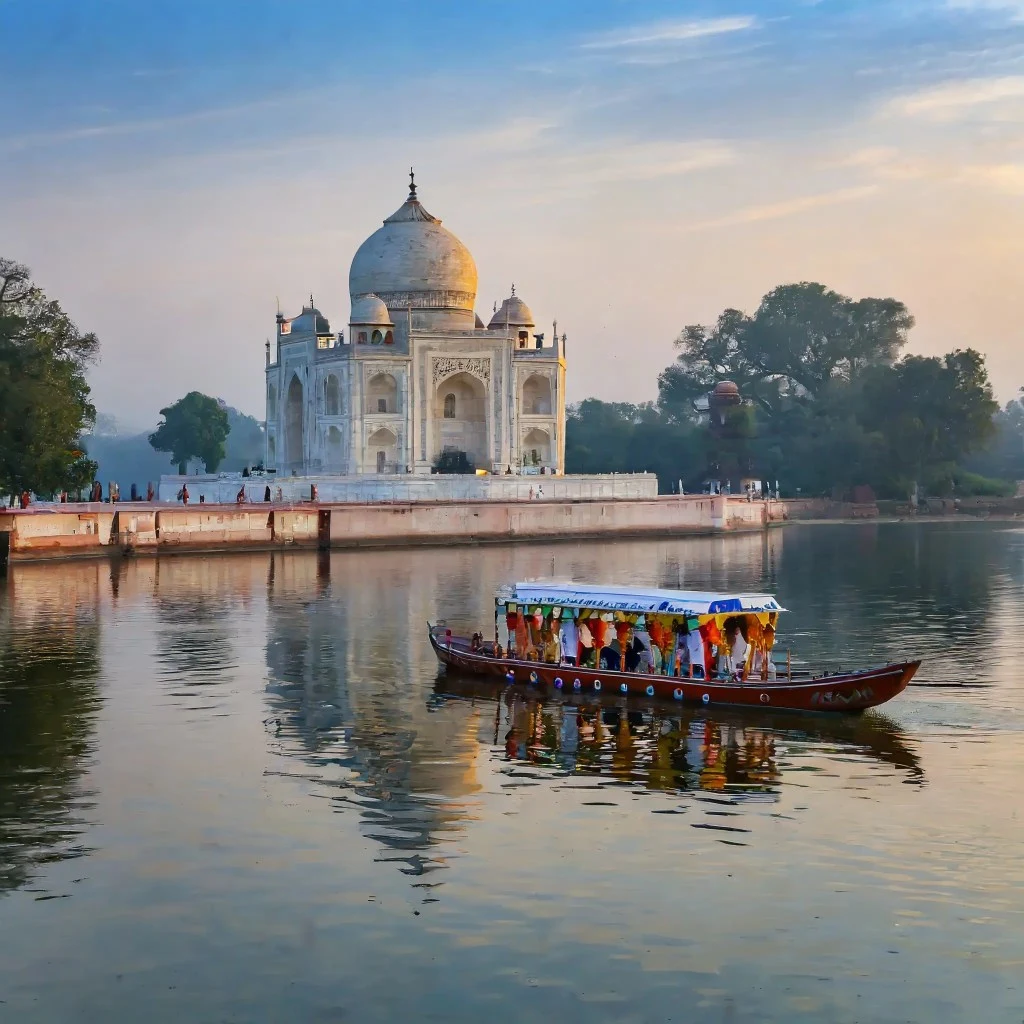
[428,581,920,714]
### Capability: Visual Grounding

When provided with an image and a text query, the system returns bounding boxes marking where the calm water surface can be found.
[1,522,1023,1022]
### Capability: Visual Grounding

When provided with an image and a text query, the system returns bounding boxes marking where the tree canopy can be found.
[149,392,230,475]
[855,349,998,496]
[566,281,1006,499]
[0,258,98,497]
[565,400,701,491]
[658,282,914,422]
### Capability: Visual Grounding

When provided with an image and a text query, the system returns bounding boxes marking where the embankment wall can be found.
[0,494,789,564]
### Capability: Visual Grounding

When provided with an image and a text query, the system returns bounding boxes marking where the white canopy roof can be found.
[495,581,784,617]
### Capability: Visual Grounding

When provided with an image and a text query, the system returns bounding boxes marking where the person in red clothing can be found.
[181,484,190,505]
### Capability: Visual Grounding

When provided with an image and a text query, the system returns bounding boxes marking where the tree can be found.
[0,258,98,497]
[149,392,230,474]
[856,349,998,498]
[658,282,913,422]
[223,407,265,471]
[965,388,1024,484]
[565,400,702,492]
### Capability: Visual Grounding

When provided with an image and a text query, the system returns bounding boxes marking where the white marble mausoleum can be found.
[264,174,566,476]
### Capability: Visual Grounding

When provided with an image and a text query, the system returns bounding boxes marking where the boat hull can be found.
[428,627,919,714]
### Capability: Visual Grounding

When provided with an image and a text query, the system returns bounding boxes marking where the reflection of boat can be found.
[429,582,920,714]
[432,673,923,786]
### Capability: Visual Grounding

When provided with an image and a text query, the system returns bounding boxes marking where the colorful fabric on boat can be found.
[578,622,594,649]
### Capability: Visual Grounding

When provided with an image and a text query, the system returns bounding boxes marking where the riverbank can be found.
[0,495,826,566]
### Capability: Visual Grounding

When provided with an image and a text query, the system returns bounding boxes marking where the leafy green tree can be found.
[658,282,913,422]
[856,350,998,498]
[223,407,265,471]
[0,259,98,497]
[149,392,230,474]
[565,400,702,492]
[965,388,1024,484]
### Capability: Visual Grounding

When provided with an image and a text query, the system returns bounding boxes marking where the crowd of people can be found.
[478,607,779,682]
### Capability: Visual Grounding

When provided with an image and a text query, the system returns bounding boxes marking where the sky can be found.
[2,0,1023,429]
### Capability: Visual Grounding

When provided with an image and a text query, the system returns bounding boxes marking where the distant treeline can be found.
[83,406,264,489]
[567,282,1018,499]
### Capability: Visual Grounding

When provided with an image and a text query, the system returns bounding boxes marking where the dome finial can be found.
[510,282,516,297]
[408,166,417,200]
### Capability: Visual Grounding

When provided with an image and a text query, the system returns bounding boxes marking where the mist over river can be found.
[1,522,1022,1022]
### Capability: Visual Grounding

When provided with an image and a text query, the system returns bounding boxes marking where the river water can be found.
[0,522,1022,1022]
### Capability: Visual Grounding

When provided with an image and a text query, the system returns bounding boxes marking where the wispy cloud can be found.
[882,75,1024,119]
[0,87,333,154]
[947,0,1024,22]
[959,162,1024,194]
[685,185,880,231]
[581,16,757,50]
[559,140,737,186]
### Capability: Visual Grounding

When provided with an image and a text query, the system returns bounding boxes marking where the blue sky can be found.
[3,0,1024,426]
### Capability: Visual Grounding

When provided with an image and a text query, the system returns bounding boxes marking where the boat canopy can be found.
[495,581,785,617]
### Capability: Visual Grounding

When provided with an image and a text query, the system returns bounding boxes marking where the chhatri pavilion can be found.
[264,172,566,477]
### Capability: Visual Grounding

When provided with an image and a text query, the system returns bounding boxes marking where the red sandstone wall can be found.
[2,495,778,562]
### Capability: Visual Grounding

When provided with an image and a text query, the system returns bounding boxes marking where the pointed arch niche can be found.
[367,426,398,474]
[366,372,398,415]
[285,373,304,471]
[522,373,552,416]
[433,371,488,469]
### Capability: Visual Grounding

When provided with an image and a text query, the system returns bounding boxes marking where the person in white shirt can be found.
[729,620,749,679]
[559,615,579,666]
[686,627,706,679]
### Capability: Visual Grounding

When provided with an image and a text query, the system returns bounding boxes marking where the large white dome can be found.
[349,185,477,314]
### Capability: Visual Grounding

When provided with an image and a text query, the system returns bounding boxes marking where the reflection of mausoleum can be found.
[264,174,566,476]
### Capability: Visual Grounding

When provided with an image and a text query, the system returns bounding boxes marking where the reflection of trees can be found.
[0,609,100,895]
[154,592,236,683]
[150,558,257,684]
[774,523,1004,676]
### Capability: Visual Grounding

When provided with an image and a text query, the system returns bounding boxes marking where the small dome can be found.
[711,381,742,405]
[287,305,330,334]
[488,292,535,329]
[350,293,393,325]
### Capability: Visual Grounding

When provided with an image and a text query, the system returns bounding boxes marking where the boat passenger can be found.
[559,616,579,666]
[599,645,620,671]
[470,632,483,653]
[543,632,560,664]
[632,626,654,673]
[686,626,707,679]
[649,639,663,675]
[578,620,594,667]
[625,635,647,672]
[731,620,749,676]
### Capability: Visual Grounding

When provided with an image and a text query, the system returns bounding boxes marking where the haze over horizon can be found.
[4,0,1023,430]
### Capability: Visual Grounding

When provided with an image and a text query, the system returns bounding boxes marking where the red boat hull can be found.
[428,627,919,714]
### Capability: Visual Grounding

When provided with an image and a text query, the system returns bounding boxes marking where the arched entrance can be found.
[326,426,343,471]
[522,374,552,415]
[324,374,341,416]
[366,373,398,414]
[433,372,488,469]
[367,426,398,474]
[285,374,304,471]
[522,427,551,469]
